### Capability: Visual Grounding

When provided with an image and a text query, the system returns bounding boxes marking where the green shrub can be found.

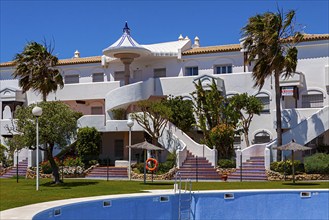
[88,160,98,166]
[270,160,304,175]
[316,145,329,154]
[218,159,236,168]
[304,153,329,174]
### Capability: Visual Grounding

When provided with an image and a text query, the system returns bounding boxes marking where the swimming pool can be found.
[32,189,328,220]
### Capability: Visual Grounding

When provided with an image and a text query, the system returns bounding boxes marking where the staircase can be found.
[228,156,267,181]
[178,151,221,180]
[85,166,128,179]
[0,158,28,178]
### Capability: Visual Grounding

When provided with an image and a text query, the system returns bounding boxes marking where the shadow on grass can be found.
[42,181,99,189]
[282,182,320,186]
[141,182,173,186]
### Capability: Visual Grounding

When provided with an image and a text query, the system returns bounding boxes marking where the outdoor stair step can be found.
[234,170,266,173]
[229,173,267,178]
[182,164,214,169]
[179,168,218,171]
[183,160,211,164]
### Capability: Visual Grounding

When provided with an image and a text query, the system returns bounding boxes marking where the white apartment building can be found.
[1,23,328,169]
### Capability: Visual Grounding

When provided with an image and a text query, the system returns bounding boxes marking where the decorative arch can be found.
[253,90,272,113]
[300,89,325,108]
[252,129,273,144]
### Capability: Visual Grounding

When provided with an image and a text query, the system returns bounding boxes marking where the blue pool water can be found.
[33,190,328,220]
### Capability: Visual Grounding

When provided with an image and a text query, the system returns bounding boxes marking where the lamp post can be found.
[234,145,242,182]
[32,106,42,191]
[126,117,134,180]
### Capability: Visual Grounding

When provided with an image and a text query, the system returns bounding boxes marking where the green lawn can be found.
[0,178,328,211]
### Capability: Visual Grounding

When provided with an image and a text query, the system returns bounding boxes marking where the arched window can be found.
[302,90,324,108]
[255,92,270,113]
[254,131,271,144]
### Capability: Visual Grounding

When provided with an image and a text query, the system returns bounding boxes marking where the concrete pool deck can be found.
[0,190,175,220]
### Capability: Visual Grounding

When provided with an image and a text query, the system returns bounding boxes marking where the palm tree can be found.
[242,9,302,150]
[13,41,64,101]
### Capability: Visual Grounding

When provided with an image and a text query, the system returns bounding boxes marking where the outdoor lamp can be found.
[32,106,42,191]
[127,117,134,180]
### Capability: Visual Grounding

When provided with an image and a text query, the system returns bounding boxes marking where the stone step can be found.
[86,166,128,178]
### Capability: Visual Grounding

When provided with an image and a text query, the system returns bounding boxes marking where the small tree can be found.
[191,79,225,148]
[12,101,79,184]
[209,124,235,159]
[76,127,101,165]
[132,99,172,146]
[165,95,195,132]
[227,93,263,146]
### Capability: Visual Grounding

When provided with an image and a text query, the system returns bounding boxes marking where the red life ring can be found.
[145,158,158,172]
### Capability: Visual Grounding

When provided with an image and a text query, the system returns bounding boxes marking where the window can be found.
[302,92,324,108]
[65,75,79,84]
[185,67,198,76]
[91,106,103,115]
[153,68,166,78]
[255,93,270,113]
[215,65,232,74]
[92,73,104,82]
[254,131,271,144]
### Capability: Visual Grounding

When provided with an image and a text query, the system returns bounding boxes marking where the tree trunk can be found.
[275,71,283,160]
[47,144,61,184]
[42,93,47,102]
[244,131,250,147]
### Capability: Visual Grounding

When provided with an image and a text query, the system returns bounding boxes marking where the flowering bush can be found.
[59,166,84,175]
[63,156,84,167]
[41,156,84,174]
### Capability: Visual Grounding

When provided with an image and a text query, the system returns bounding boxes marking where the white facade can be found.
[1,27,328,167]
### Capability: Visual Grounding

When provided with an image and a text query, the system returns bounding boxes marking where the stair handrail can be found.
[159,121,217,167]
[264,106,329,169]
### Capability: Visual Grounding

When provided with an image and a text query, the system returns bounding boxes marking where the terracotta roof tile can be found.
[182,34,329,56]
[58,56,101,65]
[182,44,241,55]
[0,56,102,67]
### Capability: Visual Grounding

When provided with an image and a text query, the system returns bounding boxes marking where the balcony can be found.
[278,108,322,129]
[27,81,120,103]
[279,72,304,88]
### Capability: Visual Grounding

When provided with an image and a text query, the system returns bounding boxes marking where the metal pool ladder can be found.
[175,172,192,220]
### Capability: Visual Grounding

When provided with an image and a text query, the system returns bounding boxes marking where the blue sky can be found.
[1,0,328,63]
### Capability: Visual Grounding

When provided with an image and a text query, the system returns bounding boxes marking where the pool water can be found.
[33,190,329,220]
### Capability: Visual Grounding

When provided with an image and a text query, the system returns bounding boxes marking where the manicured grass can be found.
[0,178,328,211]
